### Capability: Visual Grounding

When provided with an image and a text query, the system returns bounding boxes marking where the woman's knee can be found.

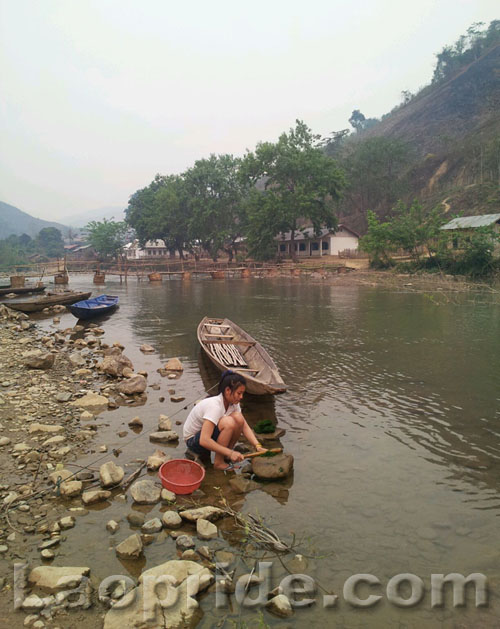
[230,412,245,428]
[218,415,237,432]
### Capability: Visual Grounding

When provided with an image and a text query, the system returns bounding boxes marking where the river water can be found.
[37,275,500,627]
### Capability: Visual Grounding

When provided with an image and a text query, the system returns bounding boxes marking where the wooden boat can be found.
[67,294,119,320]
[148,272,162,282]
[7,291,92,313]
[0,284,46,297]
[197,317,286,395]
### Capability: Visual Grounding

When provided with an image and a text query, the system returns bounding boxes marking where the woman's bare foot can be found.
[213,463,235,471]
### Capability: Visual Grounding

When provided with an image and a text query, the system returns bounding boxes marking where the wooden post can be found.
[10,275,25,288]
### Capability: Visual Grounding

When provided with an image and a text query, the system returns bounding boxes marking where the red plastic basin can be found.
[158,459,205,495]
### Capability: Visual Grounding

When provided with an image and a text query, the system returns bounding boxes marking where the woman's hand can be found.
[255,443,267,452]
[229,450,244,463]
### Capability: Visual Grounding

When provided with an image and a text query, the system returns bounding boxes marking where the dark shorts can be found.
[186,425,220,455]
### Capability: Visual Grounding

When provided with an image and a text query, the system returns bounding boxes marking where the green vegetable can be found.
[254,419,275,434]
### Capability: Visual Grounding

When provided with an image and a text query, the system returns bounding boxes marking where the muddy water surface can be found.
[35,276,500,627]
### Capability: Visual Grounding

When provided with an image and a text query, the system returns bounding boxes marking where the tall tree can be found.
[126,175,192,258]
[349,110,366,131]
[241,120,345,261]
[85,219,128,260]
[36,227,64,258]
[184,154,246,261]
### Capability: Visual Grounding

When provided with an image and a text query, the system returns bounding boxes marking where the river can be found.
[36,274,500,627]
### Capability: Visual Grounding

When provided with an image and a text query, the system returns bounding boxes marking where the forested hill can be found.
[0,201,68,239]
[333,28,500,232]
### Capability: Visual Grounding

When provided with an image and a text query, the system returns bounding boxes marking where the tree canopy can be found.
[127,174,192,258]
[432,20,500,83]
[241,120,345,260]
[184,154,247,261]
[36,227,64,258]
[85,219,128,260]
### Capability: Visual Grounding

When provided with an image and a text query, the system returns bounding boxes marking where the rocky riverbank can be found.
[0,304,297,628]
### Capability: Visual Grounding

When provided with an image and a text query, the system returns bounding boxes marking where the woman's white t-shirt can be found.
[183,393,241,441]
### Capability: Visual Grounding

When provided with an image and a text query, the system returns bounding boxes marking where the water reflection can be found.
[52,275,500,509]
[29,274,500,626]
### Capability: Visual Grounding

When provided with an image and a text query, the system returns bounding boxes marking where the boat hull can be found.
[67,295,119,320]
[7,291,92,313]
[197,317,286,395]
[0,285,46,297]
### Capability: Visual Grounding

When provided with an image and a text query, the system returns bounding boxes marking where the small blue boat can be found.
[67,294,119,320]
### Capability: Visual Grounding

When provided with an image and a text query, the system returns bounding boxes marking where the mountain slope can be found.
[339,42,500,230]
[0,201,69,239]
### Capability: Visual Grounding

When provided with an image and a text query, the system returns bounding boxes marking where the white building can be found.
[276,225,359,257]
[124,239,169,259]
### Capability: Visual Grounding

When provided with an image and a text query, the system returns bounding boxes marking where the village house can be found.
[276,225,360,258]
[124,239,169,259]
[441,213,500,253]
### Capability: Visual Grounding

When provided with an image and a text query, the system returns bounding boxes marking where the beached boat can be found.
[67,294,119,320]
[197,317,287,395]
[0,284,46,297]
[7,291,92,313]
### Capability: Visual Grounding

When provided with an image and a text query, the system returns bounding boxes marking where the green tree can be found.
[241,120,345,261]
[184,154,246,261]
[36,227,64,258]
[359,210,395,267]
[322,129,350,158]
[341,137,412,215]
[454,226,499,277]
[127,175,192,258]
[432,20,499,83]
[388,201,446,262]
[85,219,128,260]
[349,110,366,131]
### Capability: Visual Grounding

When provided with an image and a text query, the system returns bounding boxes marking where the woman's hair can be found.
[217,369,246,395]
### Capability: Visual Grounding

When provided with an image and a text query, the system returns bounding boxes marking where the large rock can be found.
[70,392,109,415]
[60,481,83,498]
[266,594,294,618]
[69,352,86,368]
[24,351,55,370]
[29,423,64,434]
[115,533,143,559]
[49,469,73,484]
[161,488,176,502]
[164,357,183,371]
[103,561,212,629]
[158,415,172,431]
[196,518,218,540]
[179,506,224,522]
[147,449,169,471]
[130,480,161,504]
[100,350,134,377]
[28,566,90,592]
[251,453,294,480]
[229,476,260,493]
[149,431,179,444]
[161,511,182,528]
[82,489,111,505]
[117,375,147,395]
[99,461,125,488]
[140,344,155,353]
[142,518,162,534]
[176,535,195,550]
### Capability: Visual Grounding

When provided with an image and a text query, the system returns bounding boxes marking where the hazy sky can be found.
[1,0,498,221]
